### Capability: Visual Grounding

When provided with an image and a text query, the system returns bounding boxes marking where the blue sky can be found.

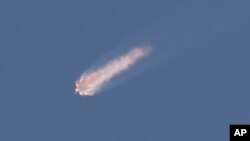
[1,0,250,140]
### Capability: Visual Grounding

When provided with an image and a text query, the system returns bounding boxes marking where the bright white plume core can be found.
[75,45,152,96]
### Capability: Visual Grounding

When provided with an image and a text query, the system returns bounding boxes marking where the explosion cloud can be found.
[75,46,152,96]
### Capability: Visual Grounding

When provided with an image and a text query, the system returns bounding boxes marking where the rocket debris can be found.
[75,46,152,96]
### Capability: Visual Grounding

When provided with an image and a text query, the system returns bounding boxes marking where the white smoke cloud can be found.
[75,45,152,96]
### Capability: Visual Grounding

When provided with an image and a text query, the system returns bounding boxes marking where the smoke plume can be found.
[75,45,152,96]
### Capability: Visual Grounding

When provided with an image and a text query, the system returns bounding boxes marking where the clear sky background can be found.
[1,0,250,140]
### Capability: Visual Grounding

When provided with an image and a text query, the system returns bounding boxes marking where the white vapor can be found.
[75,45,152,96]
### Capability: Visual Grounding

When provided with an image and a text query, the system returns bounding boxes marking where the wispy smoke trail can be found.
[75,45,152,96]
